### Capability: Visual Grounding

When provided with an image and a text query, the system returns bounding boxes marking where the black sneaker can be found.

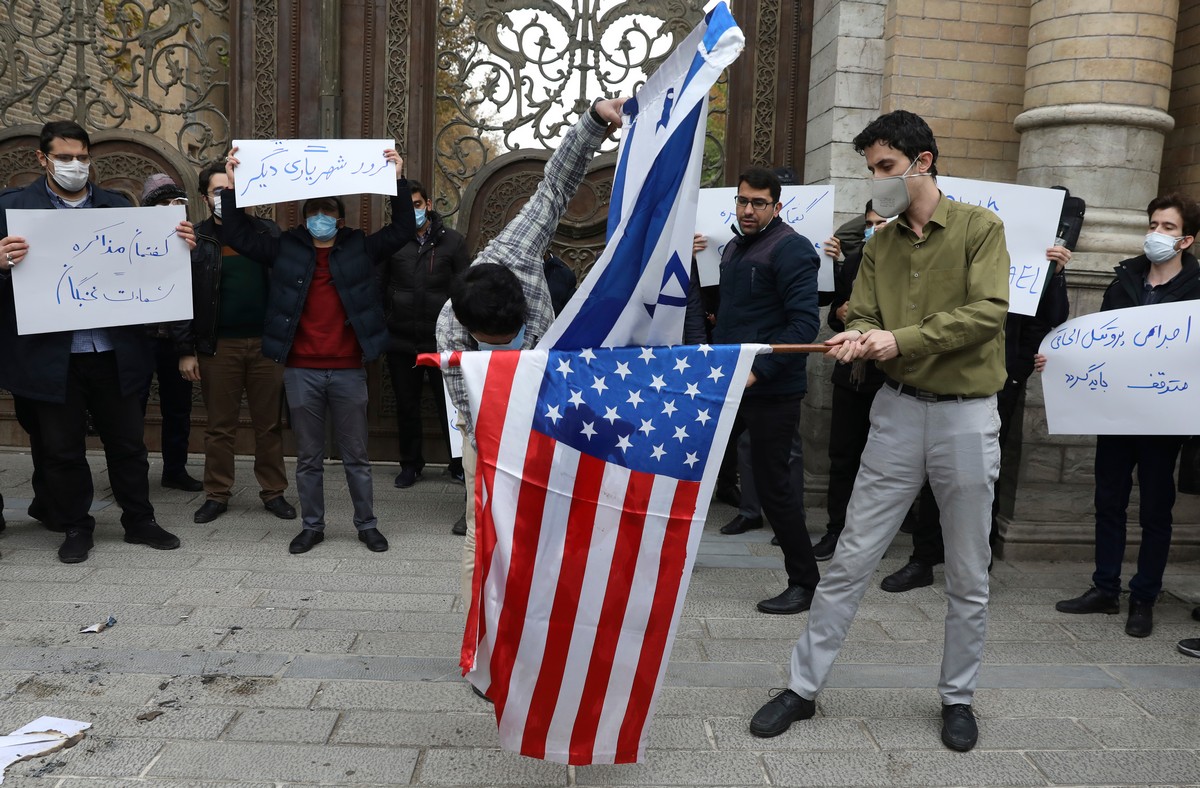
[1055,587,1119,615]
[58,529,94,563]
[124,521,181,550]
[394,467,421,489]
[811,531,839,561]
[1178,638,1200,658]
[451,514,467,536]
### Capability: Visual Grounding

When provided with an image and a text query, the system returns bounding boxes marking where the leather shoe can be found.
[1055,587,1119,615]
[193,500,228,524]
[161,472,203,492]
[749,689,815,737]
[289,529,324,554]
[1125,600,1153,638]
[757,585,813,615]
[714,481,741,508]
[941,704,978,751]
[358,527,389,552]
[451,514,467,536]
[881,561,934,593]
[1178,638,1200,658]
[263,496,297,520]
[124,521,181,550]
[58,529,94,564]
[811,531,839,561]
[720,514,763,535]
[394,467,421,489]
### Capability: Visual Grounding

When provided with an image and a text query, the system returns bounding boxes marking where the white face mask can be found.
[1144,232,1183,264]
[48,159,90,193]
[870,157,927,219]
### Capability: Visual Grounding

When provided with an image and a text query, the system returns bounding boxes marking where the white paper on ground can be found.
[0,717,91,783]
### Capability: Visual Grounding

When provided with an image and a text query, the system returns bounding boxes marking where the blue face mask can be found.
[864,226,875,240]
[306,213,338,241]
[473,323,526,351]
[414,208,427,227]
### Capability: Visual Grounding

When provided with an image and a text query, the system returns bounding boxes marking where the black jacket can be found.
[828,249,885,392]
[712,217,820,399]
[0,177,152,403]
[1005,266,1070,385]
[1101,252,1200,312]
[219,185,416,364]
[175,214,281,357]
[380,211,471,353]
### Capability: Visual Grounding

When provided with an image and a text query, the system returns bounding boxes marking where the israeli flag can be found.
[538,1,744,350]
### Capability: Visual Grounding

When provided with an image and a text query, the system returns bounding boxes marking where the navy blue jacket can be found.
[0,177,152,403]
[712,217,820,399]
[219,185,416,364]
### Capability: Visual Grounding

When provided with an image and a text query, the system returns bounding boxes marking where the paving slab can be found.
[149,741,420,783]
[761,751,1048,787]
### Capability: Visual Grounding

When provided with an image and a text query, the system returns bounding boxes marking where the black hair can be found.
[450,263,527,337]
[865,200,874,215]
[302,195,345,218]
[198,161,225,194]
[737,167,781,204]
[852,110,939,177]
[39,120,90,154]
[1147,193,1200,238]
[409,179,429,204]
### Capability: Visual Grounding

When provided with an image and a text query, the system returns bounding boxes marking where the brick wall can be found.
[880,0,1028,182]
[1162,0,1200,195]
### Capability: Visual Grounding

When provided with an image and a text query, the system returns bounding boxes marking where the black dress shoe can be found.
[720,514,763,535]
[193,500,228,524]
[749,689,815,737]
[714,481,741,508]
[58,529,94,564]
[358,527,389,552]
[451,514,467,536]
[941,703,978,751]
[289,529,324,554]
[757,585,813,615]
[1055,587,1119,615]
[1125,601,1153,638]
[263,496,297,520]
[811,531,839,561]
[162,472,203,492]
[881,561,934,593]
[394,467,421,489]
[124,521,181,550]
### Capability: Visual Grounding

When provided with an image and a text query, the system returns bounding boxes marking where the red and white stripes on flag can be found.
[450,343,761,765]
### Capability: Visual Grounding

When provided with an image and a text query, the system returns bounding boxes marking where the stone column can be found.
[1006,0,1200,559]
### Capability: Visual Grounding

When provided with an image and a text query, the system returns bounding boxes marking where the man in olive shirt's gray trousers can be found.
[751,110,1010,752]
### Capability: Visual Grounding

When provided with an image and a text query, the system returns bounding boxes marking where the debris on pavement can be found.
[78,616,116,634]
[0,717,90,784]
[134,710,163,722]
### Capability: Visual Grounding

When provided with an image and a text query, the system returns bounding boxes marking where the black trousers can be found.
[139,337,194,478]
[387,351,457,472]
[907,378,1023,564]
[825,383,880,533]
[12,394,52,514]
[20,352,155,534]
[731,395,819,591]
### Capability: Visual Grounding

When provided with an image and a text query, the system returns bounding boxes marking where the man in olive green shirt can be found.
[750,110,1008,753]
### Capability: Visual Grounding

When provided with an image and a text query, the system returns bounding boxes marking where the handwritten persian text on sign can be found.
[1038,301,1200,435]
[231,138,397,208]
[938,176,1066,318]
[8,206,193,336]
[694,186,835,289]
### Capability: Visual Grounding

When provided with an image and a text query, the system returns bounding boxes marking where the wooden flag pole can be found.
[769,343,831,353]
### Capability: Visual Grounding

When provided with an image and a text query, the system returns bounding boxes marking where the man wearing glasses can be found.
[712,167,821,615]
[174,161,295,526]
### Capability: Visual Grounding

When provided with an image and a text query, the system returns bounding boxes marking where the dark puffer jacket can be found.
[380,211,471,353]
[219,185,416,364]
[1101,252,1200,312]
[0,177,152,403]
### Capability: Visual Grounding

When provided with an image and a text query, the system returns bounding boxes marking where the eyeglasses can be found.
[49,154,90,164]
[734,196,774,210]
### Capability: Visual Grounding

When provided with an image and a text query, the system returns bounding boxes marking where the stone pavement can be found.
[0,448,1198,788]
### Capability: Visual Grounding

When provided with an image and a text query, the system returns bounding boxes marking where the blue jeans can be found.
[1092,434,1184,605]
[283,367,376,532]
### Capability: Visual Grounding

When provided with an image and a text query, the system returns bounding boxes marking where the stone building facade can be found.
[803,0,1200,559]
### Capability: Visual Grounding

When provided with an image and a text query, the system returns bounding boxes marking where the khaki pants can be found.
[457,415,478,604]
[197,338,288,503]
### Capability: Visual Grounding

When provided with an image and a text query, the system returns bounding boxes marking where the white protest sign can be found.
[694,185,835,290]
[8,206,192,335]
[1039,300,1200,435]
[938,176,1065,317]
[231,138,397,208]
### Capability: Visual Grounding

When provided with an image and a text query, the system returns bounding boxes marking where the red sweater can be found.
[287,247,363,368]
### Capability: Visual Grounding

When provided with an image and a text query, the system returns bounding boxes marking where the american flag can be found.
[449,342,762,765]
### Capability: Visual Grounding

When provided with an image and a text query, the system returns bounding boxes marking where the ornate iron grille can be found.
[0,0,231,168]
[434,0,727,220]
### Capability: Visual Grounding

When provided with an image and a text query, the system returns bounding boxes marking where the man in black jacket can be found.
[222,146,415,554]
[0,120,191,563]
[380,180,471,489]
[712,167,821,615]
[1056,193,1200,638]
[176,161,295,525]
